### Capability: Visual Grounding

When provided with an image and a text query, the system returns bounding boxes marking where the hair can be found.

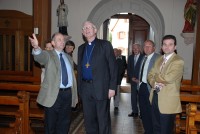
[162,35,177,46]
[65,40,75,49]
[45,39,52,45]
[51,32,63,41]
[82,21,97,30]
[144,40,155,47]
[132,43,141,48]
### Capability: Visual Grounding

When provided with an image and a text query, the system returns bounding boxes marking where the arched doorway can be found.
[87,0,164,51]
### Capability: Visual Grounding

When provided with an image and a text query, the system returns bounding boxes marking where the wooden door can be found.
[128,15,149,55]
[0,10,33,71]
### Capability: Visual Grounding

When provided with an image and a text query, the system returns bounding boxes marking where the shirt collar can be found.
[55,49,64,56]
[134,53,140,57]
[146,52,154,59]
[164,52,174,61]
[88,38,96,45]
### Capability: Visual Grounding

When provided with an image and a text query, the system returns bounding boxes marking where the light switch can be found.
[34,27,39,34]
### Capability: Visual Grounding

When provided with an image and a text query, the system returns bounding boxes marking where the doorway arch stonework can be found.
[87,0,164,49]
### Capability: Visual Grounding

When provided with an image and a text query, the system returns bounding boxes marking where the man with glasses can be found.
[77,21,117,134]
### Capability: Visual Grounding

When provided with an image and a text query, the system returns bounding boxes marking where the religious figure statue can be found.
[182,0,197,33]
[57,0,68,35]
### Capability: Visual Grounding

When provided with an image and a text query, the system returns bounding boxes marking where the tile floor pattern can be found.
[74,92,144,134]
[110,93,144,134]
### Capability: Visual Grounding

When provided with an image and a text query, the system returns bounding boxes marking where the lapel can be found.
[79,43,87,66]
[161,53,176,73]
[89,39,99,66]
[51,50,60,70]
[147,53,159,73]
[135,54,143,67]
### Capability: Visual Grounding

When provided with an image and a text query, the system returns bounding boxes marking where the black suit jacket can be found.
[116,55,127,85]
[77,38,117,100]
[127,53,144,86]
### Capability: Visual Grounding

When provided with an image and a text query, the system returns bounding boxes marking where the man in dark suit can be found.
[77,21,117,134]
[138,40,160,134]
[148,35,184,134]
[127,43,144,117]
[113,48,127,111]
[29,33,78,134]
[118,49,127,83]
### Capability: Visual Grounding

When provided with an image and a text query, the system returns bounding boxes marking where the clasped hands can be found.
[154,82,165,93]
[132,77,139,83]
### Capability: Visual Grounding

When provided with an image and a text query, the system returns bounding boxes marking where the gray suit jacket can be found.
[138,52,160,92]
[33,50,78,107]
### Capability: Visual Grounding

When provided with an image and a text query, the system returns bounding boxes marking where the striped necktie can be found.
[160,58,167,72]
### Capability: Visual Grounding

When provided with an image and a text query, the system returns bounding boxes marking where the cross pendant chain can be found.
[85,44,95,68]
[85,62,90,68]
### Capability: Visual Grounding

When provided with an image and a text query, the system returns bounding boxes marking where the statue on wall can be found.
[182,0,197,33]
[57,0,68,35]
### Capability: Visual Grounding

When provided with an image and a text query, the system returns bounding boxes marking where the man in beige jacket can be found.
[148,35,184,134]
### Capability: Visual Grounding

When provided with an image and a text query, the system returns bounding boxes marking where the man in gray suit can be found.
[78,21,117,134]
[138,40,160,134]
[29,33,78,134]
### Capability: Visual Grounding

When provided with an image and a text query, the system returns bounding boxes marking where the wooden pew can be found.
[0,83,44,133]
[0,75,40,84]
[0,83,43,117]
[0,71,81,133]
[0,91,29,134]
[0,71,33,76]
[181,85,200,93]
[181,79,192,85]
[186,103,200,134]
[176,85,200,133]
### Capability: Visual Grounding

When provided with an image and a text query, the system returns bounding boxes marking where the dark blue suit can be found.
[127,53,144,114]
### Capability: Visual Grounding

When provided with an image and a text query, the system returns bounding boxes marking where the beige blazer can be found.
[33,50,78,108]
[148,53,184,114]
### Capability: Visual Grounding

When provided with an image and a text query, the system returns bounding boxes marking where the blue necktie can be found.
[60,53,68,86]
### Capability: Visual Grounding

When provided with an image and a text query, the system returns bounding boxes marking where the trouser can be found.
[138,82,153,134]
[114,85,120,107]
[44,88,72,134]
[131,84,138,113]
[81,81,111,134]
[151,91,176,134]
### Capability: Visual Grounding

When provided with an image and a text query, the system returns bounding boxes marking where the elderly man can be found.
[77,21,117,134]
[127,43,144,117]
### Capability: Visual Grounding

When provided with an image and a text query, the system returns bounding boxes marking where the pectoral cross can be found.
[85,62,90,68]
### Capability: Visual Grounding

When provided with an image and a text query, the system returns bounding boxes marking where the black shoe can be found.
[114,107,119,111]
[128,112,138,117]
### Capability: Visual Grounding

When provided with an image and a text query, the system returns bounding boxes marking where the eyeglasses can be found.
[82,26,94,31]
